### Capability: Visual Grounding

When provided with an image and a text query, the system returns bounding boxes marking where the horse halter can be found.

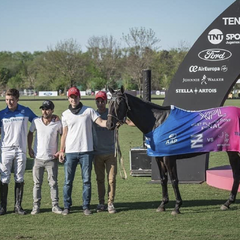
[108,93,131,126]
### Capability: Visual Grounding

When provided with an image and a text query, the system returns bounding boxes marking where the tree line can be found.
[0,27,189,94]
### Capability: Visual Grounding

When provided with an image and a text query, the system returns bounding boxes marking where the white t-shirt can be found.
[62,106,99,153]
[29,117,62,160]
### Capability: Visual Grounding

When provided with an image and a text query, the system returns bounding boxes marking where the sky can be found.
[0,0,236,53]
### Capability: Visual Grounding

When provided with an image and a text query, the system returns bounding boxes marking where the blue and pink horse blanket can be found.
[145,105,240,157]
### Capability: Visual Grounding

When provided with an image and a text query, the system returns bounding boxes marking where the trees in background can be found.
[0,28,189,93]
[122,27,160,92]
[87,35,122,90]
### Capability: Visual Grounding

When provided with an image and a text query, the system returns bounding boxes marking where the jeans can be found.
[63,152,93,210]
[33,158,59,207]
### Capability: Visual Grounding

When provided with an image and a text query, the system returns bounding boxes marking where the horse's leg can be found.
[164,156,182,215]
[155,157,169,212]
[221,152,240,210]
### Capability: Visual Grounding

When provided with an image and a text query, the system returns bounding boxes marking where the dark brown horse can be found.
[106,86,240,215]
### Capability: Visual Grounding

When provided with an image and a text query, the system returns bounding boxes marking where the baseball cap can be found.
[67,87,80,97]
[39,100,54,110]
[95,91,107,101]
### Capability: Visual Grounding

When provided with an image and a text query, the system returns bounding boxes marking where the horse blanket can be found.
[145,105,240,157]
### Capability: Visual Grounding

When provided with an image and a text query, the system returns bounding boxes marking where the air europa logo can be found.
[198,49,232,62]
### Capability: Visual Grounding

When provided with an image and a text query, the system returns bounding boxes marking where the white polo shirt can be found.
[62,106,99,153]
[29,117,62,160]
[0,104,37,153]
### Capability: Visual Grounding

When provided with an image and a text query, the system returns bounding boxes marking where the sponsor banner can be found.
[162,1,240,166]
[39,91,58,97]
[164,1,240,110]
[80,91,86,96]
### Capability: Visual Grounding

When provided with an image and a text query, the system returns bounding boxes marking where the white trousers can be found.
[0,147,26,184]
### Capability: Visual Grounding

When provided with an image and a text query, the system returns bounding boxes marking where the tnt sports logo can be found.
[208,29,224,44]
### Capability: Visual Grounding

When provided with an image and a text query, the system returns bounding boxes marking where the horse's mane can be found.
[124,92,170,110]
[123,92,171,134]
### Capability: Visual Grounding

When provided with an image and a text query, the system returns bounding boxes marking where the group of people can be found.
[0,87,118,216]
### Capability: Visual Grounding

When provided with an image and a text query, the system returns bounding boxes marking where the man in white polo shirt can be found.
[28,100,62,215]
[0,89,37,215]
[59,86,107,216]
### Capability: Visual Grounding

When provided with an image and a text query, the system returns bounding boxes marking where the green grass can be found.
[0,99,240,240]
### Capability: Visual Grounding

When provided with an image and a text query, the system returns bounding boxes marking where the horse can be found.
[106,86,240,215]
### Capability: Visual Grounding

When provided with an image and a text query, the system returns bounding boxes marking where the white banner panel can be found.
[39,91,58,97]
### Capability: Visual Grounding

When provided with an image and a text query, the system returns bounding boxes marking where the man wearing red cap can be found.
[93,91,117,214]
[59,87,107,216]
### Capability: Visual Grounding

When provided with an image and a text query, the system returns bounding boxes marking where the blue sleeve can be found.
[27,107,37,122]
[0,109,6,128]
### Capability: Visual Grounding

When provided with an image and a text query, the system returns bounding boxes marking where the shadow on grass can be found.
[110,199,240,214]
[12,199,239,215]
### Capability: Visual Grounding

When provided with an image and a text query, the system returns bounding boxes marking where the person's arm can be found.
[125,119,135,127]
[27,131,35,158]
[95,117,107,127]
[54,124,63,158]
[52,115,60,122]
[59,126,68,163]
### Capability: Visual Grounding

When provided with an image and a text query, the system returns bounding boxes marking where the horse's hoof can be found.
[156,207,165,212]
[171,210,180,215]
[220,205,229,211]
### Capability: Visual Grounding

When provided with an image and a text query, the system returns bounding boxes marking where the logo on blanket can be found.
[166,134,178,145]
[191,134,203,148]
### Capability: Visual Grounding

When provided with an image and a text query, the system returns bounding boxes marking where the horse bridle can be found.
[107,93,131,126]
[107,93,131,180]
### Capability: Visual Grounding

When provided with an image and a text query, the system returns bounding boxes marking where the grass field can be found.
[0,98,240,240]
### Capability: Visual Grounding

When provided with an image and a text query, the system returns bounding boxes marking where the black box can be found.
[130,147,152,176]
[151,154,209,183]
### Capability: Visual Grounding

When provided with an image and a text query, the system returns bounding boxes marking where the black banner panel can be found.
[164,0,240,109]
[152,1,240,182]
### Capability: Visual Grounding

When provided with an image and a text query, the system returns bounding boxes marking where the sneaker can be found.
[108,203,116,214]
[96,204,107,212]
[83,208,92,216]
[52,206,62,214]
[62,208,70,216]
[31,206,40,215]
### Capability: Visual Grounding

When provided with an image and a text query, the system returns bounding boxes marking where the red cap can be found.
[68,87,80,97]
[95,91,107,101]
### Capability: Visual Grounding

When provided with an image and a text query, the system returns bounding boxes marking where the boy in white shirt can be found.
[59,87,107,216]
[28,100,62,215]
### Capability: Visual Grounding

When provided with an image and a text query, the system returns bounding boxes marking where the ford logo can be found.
[198,48,232,62]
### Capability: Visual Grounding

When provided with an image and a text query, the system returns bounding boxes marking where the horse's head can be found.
[106,86,129,130]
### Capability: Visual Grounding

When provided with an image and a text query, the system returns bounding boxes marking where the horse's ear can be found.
[108,87,114,94]
[120,85,124,93]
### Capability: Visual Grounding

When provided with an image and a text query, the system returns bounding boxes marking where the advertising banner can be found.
[153,0,240,182]
[39,91,58,97]
[164,0,240,109]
